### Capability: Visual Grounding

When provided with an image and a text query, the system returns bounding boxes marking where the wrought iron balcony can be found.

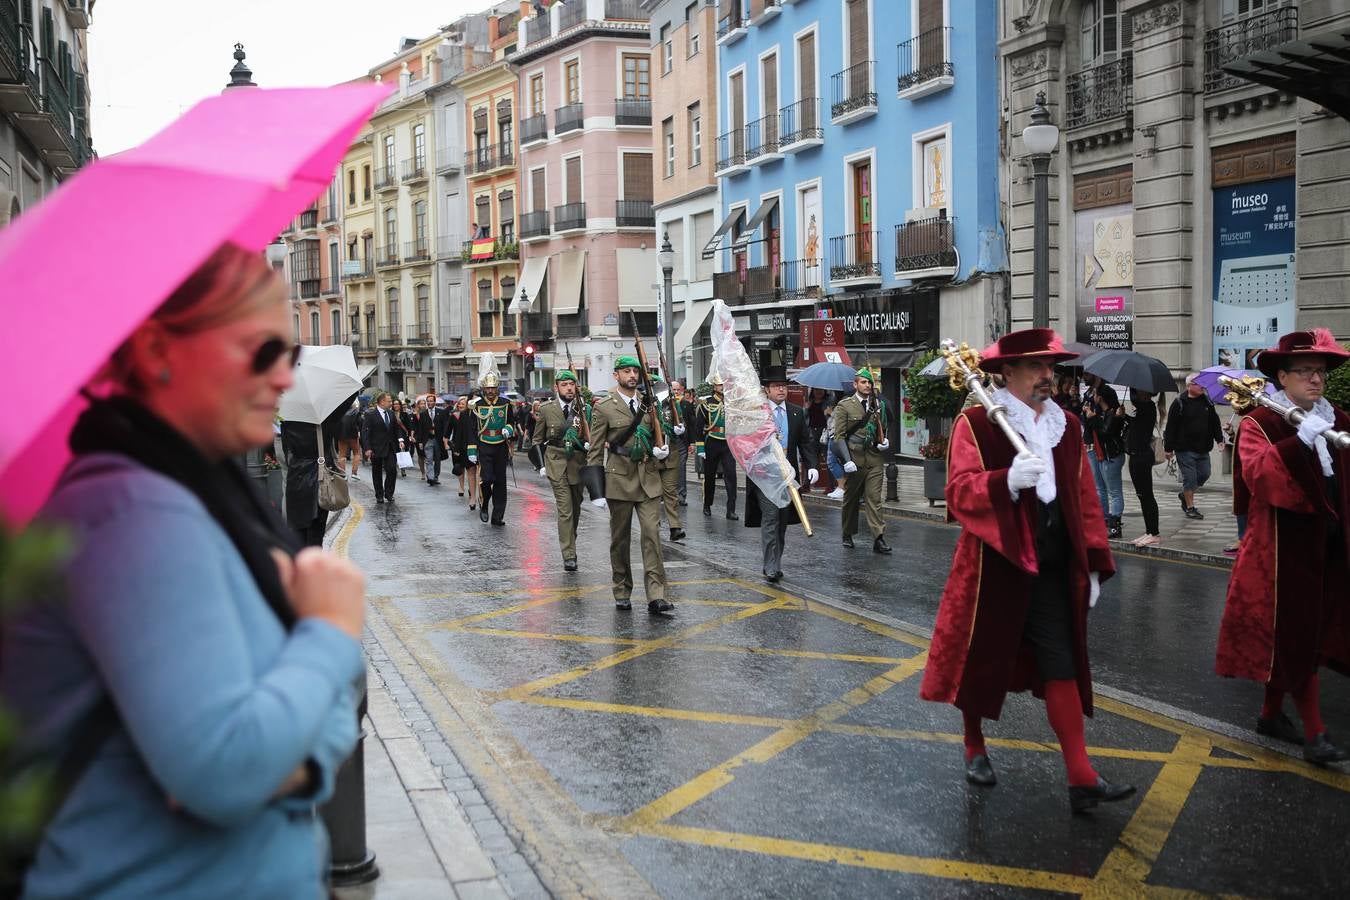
[520,210,551,239]
[605,0,648,19]
[321,276,341,297]
[778,97,823,151]
[1,20,43,113]
[341,258,374,281]
[521,113,549,145]
[555,102,584,135]
[318,202,338,225]
[1204,6,1298,94]
[465,146,496,176]
[716,2,747,44]
[779,258,823,301]
[497,140,514,168]
[375,245,400,268]
[404,238,431,263]
[374,164,398,192]
[38,59,77,164]
[1065,56,1133,130]
[831,60,877,123]
[291,279,321,301]
[555,317,589,339]
[745,112,780,162]
[895,215,957,277]
[438,328,465,352]
[461,239,520,263]
[897,26,954,98]
[297,207,319,231]
[554,201,587,233]
[522,312,553,340]
[828,231,882,285]
[615,97,651,126]
[400,156,428,183]
[436,235,466,259]
[434,148,461,174]
[378,326,403,346]
[406,324,434,346]
[714,262,778,306]
[715,128,748,175]
[322,331,348,347]
[615,199,654,227]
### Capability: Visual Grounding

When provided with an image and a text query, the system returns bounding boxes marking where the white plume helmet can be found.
[478,351,500,388]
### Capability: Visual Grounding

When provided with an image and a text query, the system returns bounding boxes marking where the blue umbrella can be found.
[792,361,858,390]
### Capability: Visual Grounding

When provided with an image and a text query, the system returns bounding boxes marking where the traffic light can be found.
[523,343,535,373]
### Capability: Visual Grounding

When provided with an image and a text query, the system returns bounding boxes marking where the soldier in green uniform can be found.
[469,371,514,526]
[831,367,893,554]
[694,373,738,519]
[530,369,589,571]
[587,356,674,613]
[651,379,687,542]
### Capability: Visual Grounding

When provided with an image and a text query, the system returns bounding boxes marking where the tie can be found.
[563,402,571,421]
[774,405,787,448]
[629,398,638,417]
[382,410,389,428]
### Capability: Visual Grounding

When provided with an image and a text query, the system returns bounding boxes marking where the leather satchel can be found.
[316,426,350,512]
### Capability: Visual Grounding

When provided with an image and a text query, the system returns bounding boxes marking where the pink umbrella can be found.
[0,83,390,524]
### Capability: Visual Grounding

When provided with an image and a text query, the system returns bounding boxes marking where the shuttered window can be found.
[848,0,869,66]
[798,32,815,100]
[762,53,778,139]
[565,157,581,204]
[475,195,492,234]
[730,71,744,131]
[622,153,653,201]
[919,0,944,72]
[532,168,547,212]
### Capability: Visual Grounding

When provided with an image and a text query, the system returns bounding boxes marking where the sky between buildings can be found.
[88,0,489,155]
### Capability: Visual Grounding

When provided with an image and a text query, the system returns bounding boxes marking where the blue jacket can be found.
[1,454,362,899]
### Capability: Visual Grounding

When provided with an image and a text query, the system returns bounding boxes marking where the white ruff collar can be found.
[993,388,1065,503]
[1274,390,1336,477]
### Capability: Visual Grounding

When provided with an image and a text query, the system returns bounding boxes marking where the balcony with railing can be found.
[1,17,43,115]
[291,279,321,301]
[714,257,779,306]
[555,202,587,233]
[497,140,514,169]
[374,164,398,192]
[64,0,91,28]
[436,235,466,259]
[378,326,403,346]
[400,156,428,183]
[404,237,431,263]
[616,199,654,228]
[341,258,374,281]
[555,102,584,135]
[351,330,375,355]
[780,258,824,301]
[520,210,550,240]
[35,59,78,166]
[559,1,586,31]
[435,147,461,174]
[715,128,748,176]
[745,112,781,164]
[438,328,466,352]
[605,0,648,19]
[1204,6,1297,94]
[322,331,348,347]
[521,113,549,146]
[319,201,338,225]
[614,97,652,127]
[375,245,400,269]
[461,239,521,265]
[716,2,747,45]
[831,60,877,124]
[465,144,514,177]
[295,207,319,232]
[894,215,957,279]
[522,312,554,340]
[778,97,823,153]
[828,231,882,287]
[321,276,341,297]
[1065,56,1133,130]
[897,26,954,99]
[526,12,551,44]
[406,324,434,346]
[555,316,589,339]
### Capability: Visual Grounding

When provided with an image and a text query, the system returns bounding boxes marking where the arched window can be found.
[414,199,428,242]
[416,283,431,332]
[1079,0,1131,68]
[309,310,321,342]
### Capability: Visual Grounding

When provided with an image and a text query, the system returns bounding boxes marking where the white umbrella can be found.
[278,344,363,424]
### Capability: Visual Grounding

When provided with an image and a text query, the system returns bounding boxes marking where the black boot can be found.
[842,535,855,549]
[965,754,996,786]
[873,536,892,554]
[1255,712,1303,745]
[1069,777,1136,813]
[1304,732,1350,766]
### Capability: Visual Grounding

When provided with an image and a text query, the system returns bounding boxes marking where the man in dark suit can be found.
[416,393,450,485]
[361,391,403,503]
[745,366,819,582]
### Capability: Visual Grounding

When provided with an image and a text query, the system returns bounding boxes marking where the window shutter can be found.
[623,153,653,201]
[798,33,816,100]
[566,157,581,204]
[499,191,514,224]
[730,72,744,130]
[848,0,868,66]
[763,54,778,119]
[532,169,547,212]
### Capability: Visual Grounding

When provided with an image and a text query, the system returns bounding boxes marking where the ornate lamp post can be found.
[1023,91,1060,329]
[657,230,675,381]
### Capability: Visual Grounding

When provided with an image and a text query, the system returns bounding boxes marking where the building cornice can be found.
[508,22,651,66]
[997,24,1065,58]
[653,183,719,212]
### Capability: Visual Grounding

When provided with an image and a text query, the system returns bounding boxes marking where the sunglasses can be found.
[252,338,302,375]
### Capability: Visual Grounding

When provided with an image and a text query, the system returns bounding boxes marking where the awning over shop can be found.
[1222,25,1350,120]
[553,249,586,316]
[511,255,549,313]
[672,299,714,354]
[732,197,778,248]
[701,207,746,259]
[616,248,659,311]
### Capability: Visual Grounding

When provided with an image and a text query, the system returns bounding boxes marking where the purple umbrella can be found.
[1192,365,1276,405]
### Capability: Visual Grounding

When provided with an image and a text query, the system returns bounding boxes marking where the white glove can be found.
[877,439,890,450]
[583,442,591,451]
[674,424,686,436]
[807,468,819,485]
[502,425,514,439]
[651,445,670,460]
[538,466,548,477]
[1089,571,1101,608]
[1297,412,1333,448]
[592,498,608,509]
[1007,451,1047,497]
[843,460,858,474]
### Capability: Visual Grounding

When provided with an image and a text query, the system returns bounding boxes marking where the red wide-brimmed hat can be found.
[1255,328,1350,379]
[978,328,1079,373]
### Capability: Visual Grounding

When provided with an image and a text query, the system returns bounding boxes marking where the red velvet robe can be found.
[919,406,1116,720]
[1216,407,1350,688]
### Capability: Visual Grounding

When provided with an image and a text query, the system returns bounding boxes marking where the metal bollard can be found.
[322,674,379,887]
[885,461,899,502]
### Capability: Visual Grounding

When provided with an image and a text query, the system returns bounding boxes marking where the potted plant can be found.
[905,349,966,503]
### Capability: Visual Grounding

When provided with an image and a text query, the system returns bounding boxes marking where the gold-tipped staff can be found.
[770,439,812,537]
[1219,374,1350,451]
[940,338,1034,458]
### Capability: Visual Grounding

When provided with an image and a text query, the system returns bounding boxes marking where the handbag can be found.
[316,426,350,512]
[1150,431,1166,466]
[395,450,415,470]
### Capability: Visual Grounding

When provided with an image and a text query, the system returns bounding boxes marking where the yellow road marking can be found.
[801,599,932,650]
[509,695,792,729]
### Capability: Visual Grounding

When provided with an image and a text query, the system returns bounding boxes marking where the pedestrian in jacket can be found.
[361,391,403,502]
[280,401,345,546]
[415,393,450,485]
[1082,376,1126,537]
[1124,389,1162,546]
[1163,376,1224,519]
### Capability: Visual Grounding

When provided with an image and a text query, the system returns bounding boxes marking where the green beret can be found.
[855,367,876,382]
[554,370,577,383]
[613,355,641,371]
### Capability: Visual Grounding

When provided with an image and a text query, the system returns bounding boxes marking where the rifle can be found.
[656,342,683,428]
[860,340,885,448]
[628,312,666,447]
[564,342,590,446]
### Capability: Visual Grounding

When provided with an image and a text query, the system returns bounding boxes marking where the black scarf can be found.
[68,397,300,629]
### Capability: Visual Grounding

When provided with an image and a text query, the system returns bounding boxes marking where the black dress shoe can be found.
[965,754,997,786]
[1304,732,1350,766]
[726,512,739,521]
[564,559,578,572]
[703,507,712,517]
[615,598,632,610]
[842,535,855,549]
[648,598,675,614]
[479,509,489,523]
[764,571,782,584]
[491,520,505,527]
[1256,712,1304,745]
[1069,777,1136,813]
[376,497,385,504]
[873,537,892,554]
[678,499,688,506]
[669,528,686,542]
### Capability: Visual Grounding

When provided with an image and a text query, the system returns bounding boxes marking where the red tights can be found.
[961,680,1098,786]
[1263,676,1325,742]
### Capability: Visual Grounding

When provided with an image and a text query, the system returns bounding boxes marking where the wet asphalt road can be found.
[344,459,1350,898]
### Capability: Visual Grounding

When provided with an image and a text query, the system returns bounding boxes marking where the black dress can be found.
[281,409,343,546]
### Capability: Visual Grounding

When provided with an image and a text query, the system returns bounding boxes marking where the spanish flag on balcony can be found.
[471,237,495,261]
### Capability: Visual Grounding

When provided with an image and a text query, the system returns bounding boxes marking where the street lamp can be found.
[1023,91,1059,330]
[518,286,532,390]
[658,230,675,381]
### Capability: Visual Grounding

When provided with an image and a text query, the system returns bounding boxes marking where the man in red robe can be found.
[1216,328,1350,765]
[920,328,1135,813]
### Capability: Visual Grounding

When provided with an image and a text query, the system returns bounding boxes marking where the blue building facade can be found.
[706,0,1005,453]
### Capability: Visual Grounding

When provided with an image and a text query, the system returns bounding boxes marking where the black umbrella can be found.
[1083,350,1174,394]
[1058,341,1104,369]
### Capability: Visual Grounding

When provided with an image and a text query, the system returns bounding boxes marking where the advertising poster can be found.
[1074,204,1135,350]
[1212,176,1296,370]
[898,377,928,458]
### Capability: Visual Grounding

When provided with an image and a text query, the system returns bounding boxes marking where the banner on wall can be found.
[1212,176,1296,370]
[1074,204,1135,350]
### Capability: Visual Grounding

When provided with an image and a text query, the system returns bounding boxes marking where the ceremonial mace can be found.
[940,338,1034,458]
[1219,374,1350,450]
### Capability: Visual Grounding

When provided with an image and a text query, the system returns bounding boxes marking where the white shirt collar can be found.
[993,388,1065,503]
